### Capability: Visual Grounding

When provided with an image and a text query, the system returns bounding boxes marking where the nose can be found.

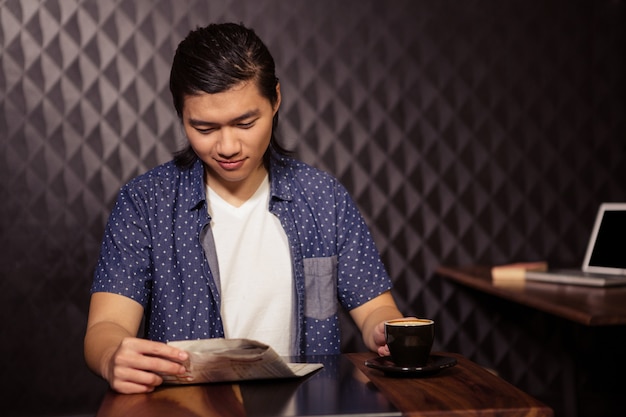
[216,127,241,158]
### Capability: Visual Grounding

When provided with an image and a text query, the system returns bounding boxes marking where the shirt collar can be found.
[268,150,294,202]
[188,158,208,211]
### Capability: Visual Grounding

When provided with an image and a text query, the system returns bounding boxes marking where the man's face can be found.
[182,81,280,200]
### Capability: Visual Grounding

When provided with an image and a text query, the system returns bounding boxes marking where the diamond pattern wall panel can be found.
[1,0,624,415]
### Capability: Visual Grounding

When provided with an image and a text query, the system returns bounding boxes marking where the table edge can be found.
[436,265,626,326]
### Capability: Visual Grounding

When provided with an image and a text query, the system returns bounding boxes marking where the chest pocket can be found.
[303,256,338,320]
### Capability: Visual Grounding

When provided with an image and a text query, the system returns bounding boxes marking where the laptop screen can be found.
[583,203,626,274]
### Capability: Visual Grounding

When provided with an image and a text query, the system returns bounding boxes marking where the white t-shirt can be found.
[207,176,295,356]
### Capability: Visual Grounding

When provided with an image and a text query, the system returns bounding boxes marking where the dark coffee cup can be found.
[385,318,434,367]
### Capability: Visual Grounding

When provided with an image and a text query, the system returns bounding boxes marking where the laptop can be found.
[525,202,626,287]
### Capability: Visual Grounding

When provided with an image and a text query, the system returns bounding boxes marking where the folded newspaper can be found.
[162,338,323,384]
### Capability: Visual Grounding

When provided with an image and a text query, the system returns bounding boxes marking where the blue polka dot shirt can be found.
[91,151,393,355]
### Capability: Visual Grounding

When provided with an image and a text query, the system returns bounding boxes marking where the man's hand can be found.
[102,337,189,394]
[372,321,391,356]
[85,293,190,394]
[349,291,404,353]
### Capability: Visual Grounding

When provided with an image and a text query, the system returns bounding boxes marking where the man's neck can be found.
[205,165,268,208]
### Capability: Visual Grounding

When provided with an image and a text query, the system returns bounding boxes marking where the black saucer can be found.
[365,354,457,376]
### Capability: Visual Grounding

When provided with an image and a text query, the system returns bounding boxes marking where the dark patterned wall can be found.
[1,0,624,416]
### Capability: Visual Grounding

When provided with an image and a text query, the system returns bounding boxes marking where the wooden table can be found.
[348,352,551,417]
[96,353,552,417]
[436,265,626,326]
[437,265,626,417]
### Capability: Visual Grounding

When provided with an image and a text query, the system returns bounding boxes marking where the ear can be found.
[273,82,282,115]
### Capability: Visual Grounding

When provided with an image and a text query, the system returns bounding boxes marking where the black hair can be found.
[169,22,291,169]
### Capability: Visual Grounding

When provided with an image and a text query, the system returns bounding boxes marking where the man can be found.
[85,22,405,394]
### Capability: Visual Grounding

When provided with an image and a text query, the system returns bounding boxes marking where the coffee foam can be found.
[386,319,433,326]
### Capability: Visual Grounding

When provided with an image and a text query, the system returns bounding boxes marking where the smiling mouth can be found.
[217,159,245,170]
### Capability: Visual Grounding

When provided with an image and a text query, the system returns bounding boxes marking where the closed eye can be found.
[236,120,256,129]
[195,126,218,134]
